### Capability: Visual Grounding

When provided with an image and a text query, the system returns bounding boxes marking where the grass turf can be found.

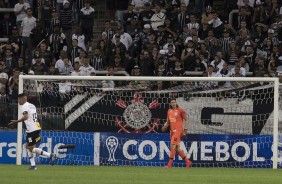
[1,165,282,184]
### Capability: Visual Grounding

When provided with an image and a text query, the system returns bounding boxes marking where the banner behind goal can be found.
[17,75,280,168]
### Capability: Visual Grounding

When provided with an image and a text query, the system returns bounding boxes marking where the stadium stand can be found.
[0,0,281,129]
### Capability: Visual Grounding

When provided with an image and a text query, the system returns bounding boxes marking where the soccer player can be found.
[9,93,56,170]
[161,98,192,168]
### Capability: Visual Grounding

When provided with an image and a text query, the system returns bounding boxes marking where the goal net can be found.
[17,75,280,168]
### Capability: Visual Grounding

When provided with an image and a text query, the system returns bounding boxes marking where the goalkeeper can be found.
[162,98,192,168]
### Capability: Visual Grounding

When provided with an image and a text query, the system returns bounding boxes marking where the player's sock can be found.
[177,150,190,162]
[32,148,51,158]
[167,149,176,167]
[177,150,192,167]
[27,151,36,167]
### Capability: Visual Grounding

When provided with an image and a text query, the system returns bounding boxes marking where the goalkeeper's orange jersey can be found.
[167,107,186,131]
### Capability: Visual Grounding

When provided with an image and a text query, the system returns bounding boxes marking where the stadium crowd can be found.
[0,0,282,119]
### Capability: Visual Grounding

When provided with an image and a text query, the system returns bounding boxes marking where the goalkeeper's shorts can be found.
[170,130,181,147]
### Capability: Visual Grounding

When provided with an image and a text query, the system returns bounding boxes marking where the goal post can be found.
[17,75,280,168]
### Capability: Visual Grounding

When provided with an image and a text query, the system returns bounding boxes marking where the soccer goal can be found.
[17,75,280,168]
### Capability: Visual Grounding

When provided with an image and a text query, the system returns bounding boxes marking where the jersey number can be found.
[32,113,37,122]
[28,137,32,143]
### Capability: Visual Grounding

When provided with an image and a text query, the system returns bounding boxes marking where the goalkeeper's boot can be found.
[164,165,172,168]
[29,166,37,170]
[50,153,56,166]
[185,160,192,168]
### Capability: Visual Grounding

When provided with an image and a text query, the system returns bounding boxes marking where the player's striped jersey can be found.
[21,102,41,133]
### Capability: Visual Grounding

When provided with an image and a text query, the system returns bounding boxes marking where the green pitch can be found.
[1,165,282,184]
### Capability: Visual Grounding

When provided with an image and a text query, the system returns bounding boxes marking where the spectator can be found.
[263,28,280,46]
[109,34,127,60]
[47,65,59,75]
[39,41,54,67]
[72,26,86,51]
[14,0,30,30]
[226,41,239,68]
[140,50,154,76]
[139,2,154,27]
[143,32,159,55]
[133,24,151,56]
[268,57,278,76]
[175,3,190,34]
[8,68,20,102]
[208,11,223,38]
[125,16,141,39]
[131,65,141,76]
[131,0,149,13]
[210,51,225,72]
[91,48,107,71]
[56,0,64,13]
[190,56,206,72]
[74,50,87,66]
[154,61,167,76]
[150,4,165,30]
[69,39,83,66]
[31,49,45,65]
[231,65,245,77]
[187,14,200,35]
[124,51,136,75]
[15,57,29,74]
[238,0,254,30]
[113,55,125,71]
[201,5,213,37]
[3,49,18,72]
[49,8,60,33]
[20,8,36,63]
[252,56,268,76]
[60,0,73,49]
[116,0,129,24]
[71,61,81,76]
[39,0,52,30]
[30,19,47,49]
[171,59,185,76]
[8,27,21,56]
[0,13,15,38]
[181,40,198,71]
[80,0,95,43]
[123,4,138,27]
[59,57,74,75]
[30,54,48,75]
[106,0,116,20]
[219,30,235,56]
[113,26,133,50]
[0,60,8,91]
[102,20,115,40]
[48,24,67,60]
[74,0,85,24]
[79,57,95,76]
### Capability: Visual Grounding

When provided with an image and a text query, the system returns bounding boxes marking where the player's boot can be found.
[50,153,56,166]
[29,166,37,170]
[186,160,192,168]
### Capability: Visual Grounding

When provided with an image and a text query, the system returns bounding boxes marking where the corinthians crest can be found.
[115,92,160,133]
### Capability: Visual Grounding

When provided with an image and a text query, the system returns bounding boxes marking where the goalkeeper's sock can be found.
[32,148,51,158]
[177,150,190,163]
[27,150,36,167]
[167,149,176,167]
